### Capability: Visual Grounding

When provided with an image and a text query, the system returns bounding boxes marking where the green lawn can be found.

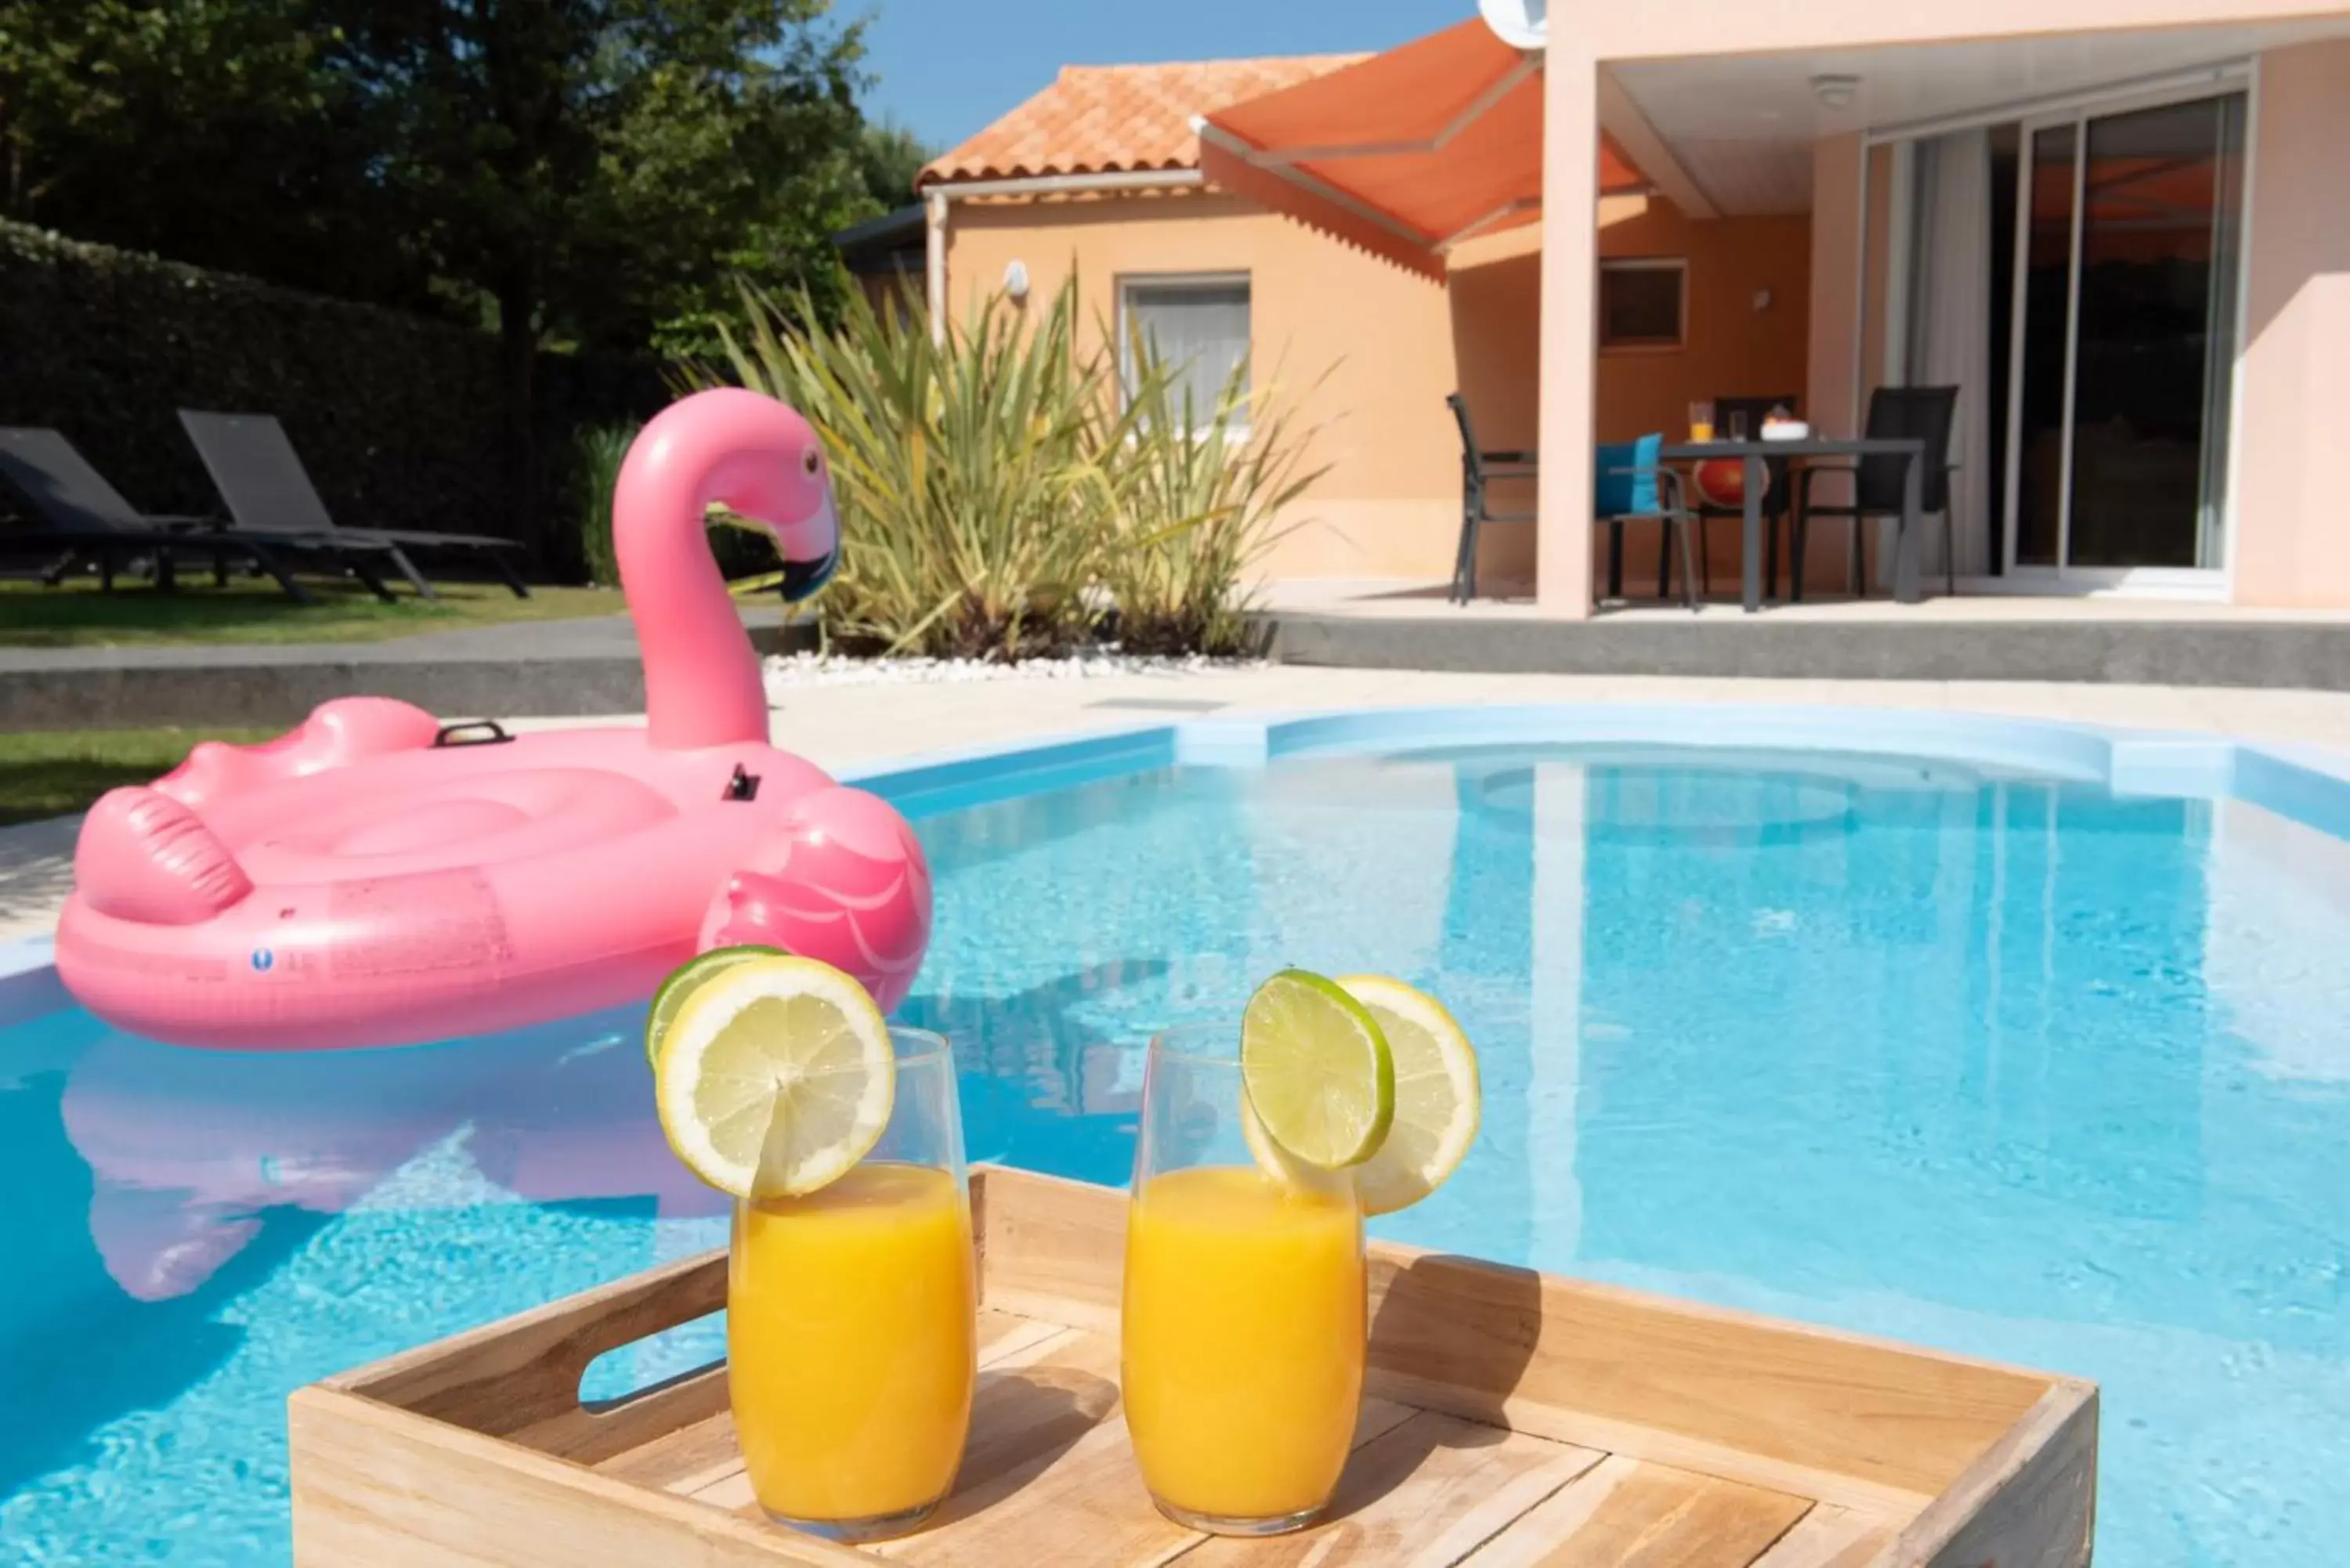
[0,726,283,826]
[0,574,624,649]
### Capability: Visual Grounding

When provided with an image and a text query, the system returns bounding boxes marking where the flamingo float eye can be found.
[800,447,822,479]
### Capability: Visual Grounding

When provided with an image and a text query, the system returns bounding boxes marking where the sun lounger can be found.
[0,425,403,605]
[177,410,532,599]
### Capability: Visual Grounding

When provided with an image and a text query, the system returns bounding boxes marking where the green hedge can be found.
[0,220,663,569]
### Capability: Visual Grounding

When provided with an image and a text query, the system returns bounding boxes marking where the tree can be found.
[0,1,425,305]
[856,116,934,211]
[319,0,873,552]
[3,0,877,557]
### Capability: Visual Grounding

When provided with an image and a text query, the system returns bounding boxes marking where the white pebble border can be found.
[762,649,1268,693]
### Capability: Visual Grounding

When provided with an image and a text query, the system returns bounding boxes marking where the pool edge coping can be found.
[9,702,2350,1025]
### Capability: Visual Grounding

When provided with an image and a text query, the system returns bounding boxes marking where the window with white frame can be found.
[1598,258,1686,350]
[1119,274,1252,425]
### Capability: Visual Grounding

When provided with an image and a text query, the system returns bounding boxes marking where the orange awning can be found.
[1196,19,1643,281]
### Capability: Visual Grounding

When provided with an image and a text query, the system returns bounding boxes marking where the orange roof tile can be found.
[920,55,1367,187]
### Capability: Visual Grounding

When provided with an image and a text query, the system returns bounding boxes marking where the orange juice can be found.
[1121,1165,1365,1523]
[728,1162,976,1524]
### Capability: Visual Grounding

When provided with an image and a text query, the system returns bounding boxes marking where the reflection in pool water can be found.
[2,742,2347,1565]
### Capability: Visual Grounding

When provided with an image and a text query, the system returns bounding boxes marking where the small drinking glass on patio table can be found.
[1688,399,1716,443]
[1726,408,1751,441]
[1121,1022,1367,1537]
[728,1026,976,1543]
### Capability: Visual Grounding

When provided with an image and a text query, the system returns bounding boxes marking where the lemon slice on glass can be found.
[1330,975,1480,1216]
[1238,968,1394,1170]
[653,954,895,1198]
[644,944,783,1067]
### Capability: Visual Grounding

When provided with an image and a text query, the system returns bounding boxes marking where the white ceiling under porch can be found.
[1607,13,2350,216]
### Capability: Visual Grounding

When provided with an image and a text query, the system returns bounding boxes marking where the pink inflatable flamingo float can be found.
[56,388,933,1050]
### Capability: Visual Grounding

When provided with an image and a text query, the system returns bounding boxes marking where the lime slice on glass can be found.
[1331,975,1480,1216]
[653,954,895,1198]
[1240,1097,1354,1199]
[645,944,783,1066]
[1238,968,1394,1170]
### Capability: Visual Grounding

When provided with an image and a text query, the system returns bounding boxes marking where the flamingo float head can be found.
[617,387,848,748]
[620,386,841,605]
[716,399,841,603]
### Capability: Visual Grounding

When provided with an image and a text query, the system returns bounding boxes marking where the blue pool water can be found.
[3,735,2348,1566]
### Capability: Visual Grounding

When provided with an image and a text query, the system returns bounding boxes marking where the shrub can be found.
[1097,349,1325,656]
[693,274,1319,659]
[568,422,638,587]
[701,276,1130,656]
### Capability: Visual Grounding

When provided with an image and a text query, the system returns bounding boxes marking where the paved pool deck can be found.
[18,589,2350,734]
[10,663,2350,946]
[1257,580,2350,688]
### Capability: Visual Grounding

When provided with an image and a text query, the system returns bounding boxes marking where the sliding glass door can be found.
[1998,90,2247,582]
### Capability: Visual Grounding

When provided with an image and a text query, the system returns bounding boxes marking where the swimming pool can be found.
[3,706,2347,1566]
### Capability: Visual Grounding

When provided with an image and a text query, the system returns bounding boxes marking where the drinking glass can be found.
[728,1026,974,1542]
[1687,399,1716,442]
[1122,1023,1366,1536]
[1726,408,1752,441]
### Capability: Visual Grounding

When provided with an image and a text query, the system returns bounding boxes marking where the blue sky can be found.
[851,0,1466,152]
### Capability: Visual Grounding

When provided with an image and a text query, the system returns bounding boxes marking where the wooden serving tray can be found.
[290,1167,2095,1567]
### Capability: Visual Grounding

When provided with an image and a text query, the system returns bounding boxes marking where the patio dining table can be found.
[1658,436,1929,612]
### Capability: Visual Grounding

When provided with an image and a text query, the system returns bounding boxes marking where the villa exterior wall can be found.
[945,192,1462,583]
[944,190,1808,591]
[2232,38,2350,608]
[1543,2,2350,612]
[1799,132,1870,597]
[1802,38,2350,607]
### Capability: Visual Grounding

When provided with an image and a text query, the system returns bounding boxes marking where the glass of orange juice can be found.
[1121,1023,1365,1536]
[1689,399,1716,443]
[728,1026,974,1542]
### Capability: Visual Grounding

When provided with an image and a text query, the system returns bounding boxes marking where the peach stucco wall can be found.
[1792,132,1877,597]
[1803,42,2350,606]
[945,189,1810,592]
[1542,0,2350,612]
[1459,201,1814,591]
[2232,38,2350,607]
[945,192,1462,582]
[1806,134,1866,450]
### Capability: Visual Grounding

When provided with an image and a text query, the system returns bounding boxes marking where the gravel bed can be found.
[762,649,1267,691]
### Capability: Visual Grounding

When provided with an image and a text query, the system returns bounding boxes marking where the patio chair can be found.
[1446,392,1536,603]
[1791,385,1960,601]
[1690,393,1800,598]
[1598,433,1701,612]
[177,410,531,599]
[0,425,402,605]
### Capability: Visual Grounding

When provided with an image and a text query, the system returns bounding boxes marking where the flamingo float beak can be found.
[771,489,840,603]
[779,543,839,602]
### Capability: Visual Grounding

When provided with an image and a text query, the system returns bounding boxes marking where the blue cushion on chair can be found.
[1594,434,1663,517]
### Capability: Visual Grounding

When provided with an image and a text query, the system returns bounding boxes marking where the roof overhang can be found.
[1195,19,1644,280]
[830,203,930,278]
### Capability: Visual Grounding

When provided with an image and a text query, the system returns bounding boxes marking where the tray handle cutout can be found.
[580,1310,726,1413]
[338,1248,729,1458]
